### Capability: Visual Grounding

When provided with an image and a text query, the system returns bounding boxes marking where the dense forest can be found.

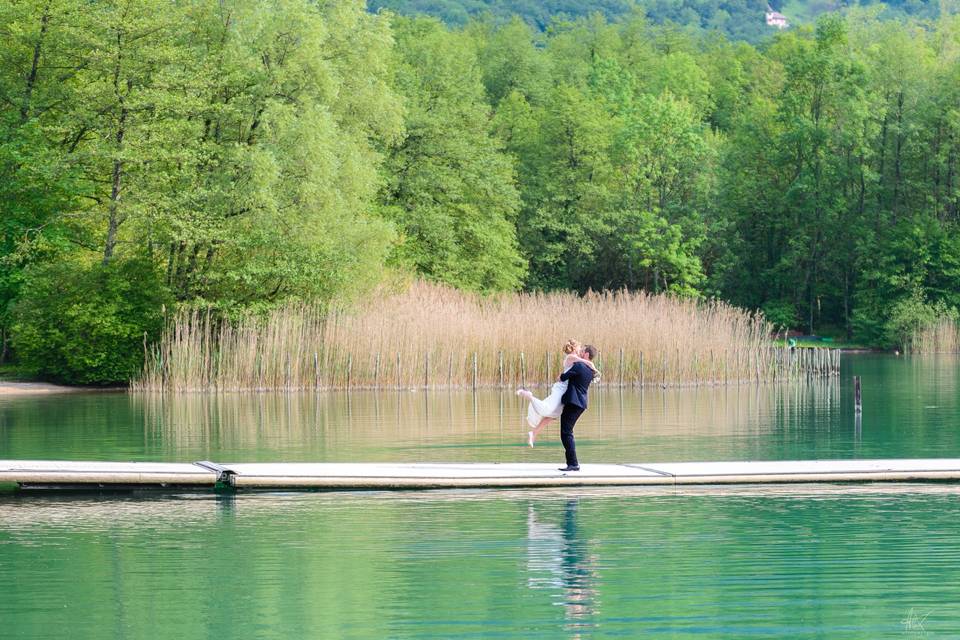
[368,0,944,42]
[2,0,959,383]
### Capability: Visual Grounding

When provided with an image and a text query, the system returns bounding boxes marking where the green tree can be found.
[469,17,550,105]
[11,257,170,384]
[0,0,89,359]
[506,83,614,291]
[382,17,526,291]
[2,0,408,382]
[716,16,875,334]
[604,91,710,293]
[151,0,405,307]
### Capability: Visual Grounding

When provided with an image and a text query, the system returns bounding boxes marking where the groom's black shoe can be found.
[558,465,580,472]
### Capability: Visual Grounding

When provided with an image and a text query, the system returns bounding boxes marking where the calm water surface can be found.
[2,354,959,638]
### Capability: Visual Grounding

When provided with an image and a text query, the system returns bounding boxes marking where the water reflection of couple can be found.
[517,340,599,472]
[526,500,599,636]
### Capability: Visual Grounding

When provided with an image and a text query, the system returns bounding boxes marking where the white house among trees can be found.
[766,5,789,28]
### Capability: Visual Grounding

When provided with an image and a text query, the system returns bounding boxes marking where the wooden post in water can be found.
[661,352,666,388]
[347,355,353,390]
[314,352,319,389]
[638,351,644,388]
[447,353,453,387]
[374,352,381,390]
[546,350,551,386]
[498,351,504,388]
[520,352,526,389]
[472,352,478,392]
[854,375,862,414]
[424,353,429,389]
[396,352,401,389]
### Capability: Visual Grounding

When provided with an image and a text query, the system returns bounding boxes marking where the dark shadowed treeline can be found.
[368,0,943,43]
[1,1,959,383]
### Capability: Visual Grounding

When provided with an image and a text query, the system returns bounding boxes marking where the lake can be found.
[2,354,959,638]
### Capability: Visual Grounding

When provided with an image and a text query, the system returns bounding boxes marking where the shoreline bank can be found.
[0,381,80,395]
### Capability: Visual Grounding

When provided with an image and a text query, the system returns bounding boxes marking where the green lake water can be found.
[2,354,960,638]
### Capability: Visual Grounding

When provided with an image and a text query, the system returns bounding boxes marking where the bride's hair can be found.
[562,339,581,355]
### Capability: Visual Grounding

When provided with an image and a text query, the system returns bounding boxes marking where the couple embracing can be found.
[517,340,599,472]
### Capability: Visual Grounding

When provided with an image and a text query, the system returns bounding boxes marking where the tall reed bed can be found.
[134,281,839,391]
[910,317,960,353]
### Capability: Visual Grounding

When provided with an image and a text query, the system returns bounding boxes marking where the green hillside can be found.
[780,0,940,23]
[368,0,943,42]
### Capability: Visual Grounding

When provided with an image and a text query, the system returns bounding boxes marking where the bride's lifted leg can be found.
[516,388,533,401]
[529,417,553,446]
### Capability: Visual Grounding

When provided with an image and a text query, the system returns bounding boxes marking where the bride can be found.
[517,339,599,446]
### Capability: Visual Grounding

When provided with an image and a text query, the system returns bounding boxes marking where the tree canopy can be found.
[2,1,960,381]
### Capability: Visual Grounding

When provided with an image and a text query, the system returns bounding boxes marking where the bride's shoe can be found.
[527,431,535,447]
[516,388,532,401]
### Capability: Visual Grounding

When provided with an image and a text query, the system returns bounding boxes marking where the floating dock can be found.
[4,459,960,491]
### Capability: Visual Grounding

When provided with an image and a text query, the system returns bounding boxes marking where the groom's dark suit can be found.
[558,361,594,469]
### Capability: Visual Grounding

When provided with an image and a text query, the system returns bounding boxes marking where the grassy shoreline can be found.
[772,338,881,352]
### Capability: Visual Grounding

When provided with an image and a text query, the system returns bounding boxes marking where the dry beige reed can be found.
[910,317,960,354]
[134,281,839,391]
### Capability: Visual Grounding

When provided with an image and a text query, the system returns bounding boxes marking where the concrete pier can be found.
[4,458,960,491]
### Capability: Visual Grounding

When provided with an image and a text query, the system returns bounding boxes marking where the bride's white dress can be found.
[525,365,571,428]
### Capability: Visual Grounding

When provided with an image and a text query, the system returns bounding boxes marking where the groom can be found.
[557,344,597,472]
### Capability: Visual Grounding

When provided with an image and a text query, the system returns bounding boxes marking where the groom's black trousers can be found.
[560,404,585,467]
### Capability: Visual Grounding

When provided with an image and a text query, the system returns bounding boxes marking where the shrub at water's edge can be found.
[12,258,170,385]
[886,292,960,353]
[134,281,839,392]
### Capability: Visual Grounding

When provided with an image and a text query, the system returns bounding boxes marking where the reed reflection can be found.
[132,381,841,463]
[526,500,599,636]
